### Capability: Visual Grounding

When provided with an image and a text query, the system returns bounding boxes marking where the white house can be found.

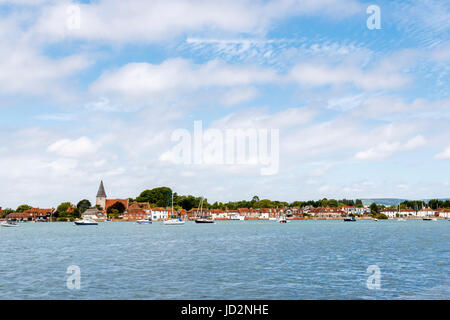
[342,206,369,215]
[380,209,398,218]
[151,207,168,221]
[417,208,436,217]
[82,208,107,220]
[438,209,450,218]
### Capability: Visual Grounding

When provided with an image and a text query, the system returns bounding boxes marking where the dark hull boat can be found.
[344,217,356,222]
[195,218,214,223]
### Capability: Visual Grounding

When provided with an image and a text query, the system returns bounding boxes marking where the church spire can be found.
[96,180,107,198]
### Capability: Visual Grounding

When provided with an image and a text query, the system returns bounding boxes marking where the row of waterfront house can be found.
[1,181,449,221]
[3,204,448,222]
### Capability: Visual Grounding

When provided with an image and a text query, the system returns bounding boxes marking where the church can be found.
[81,181,129,220]
[95,180,129,213]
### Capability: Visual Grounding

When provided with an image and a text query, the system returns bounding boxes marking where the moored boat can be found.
[1,220,19,227]
[163,218,185,225]
[136,218,152,224]
[344,216,356,222]
[163,191,185,225]
[74,218,98,226]
[195,218,214,223]
[194,197,214,223]
[277,214,289,223]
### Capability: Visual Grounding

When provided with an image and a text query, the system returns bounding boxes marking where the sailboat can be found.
[397,205,406,221]
[195,197,214,224]
[277,213,289,223]
[163,191,185,225]
[422,203,433,221]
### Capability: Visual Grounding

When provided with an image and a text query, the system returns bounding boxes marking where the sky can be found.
[0,0,449,209]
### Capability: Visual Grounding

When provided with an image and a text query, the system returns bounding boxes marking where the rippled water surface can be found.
[0,220,448,299]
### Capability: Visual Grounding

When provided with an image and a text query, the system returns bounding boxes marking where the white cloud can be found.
[211,107,316,130]
[355,135,426,161]
[0,42,90,97]
[222,87,259,106]
[290,63,410,90]
[47,137,98,158]
[435,147,450,160]
[33,0,361,44]
[91,59,277,101]
[36,113,75,121]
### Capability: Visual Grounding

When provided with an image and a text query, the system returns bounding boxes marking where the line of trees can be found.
[129,188,369,211]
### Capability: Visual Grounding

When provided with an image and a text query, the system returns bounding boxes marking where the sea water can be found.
[0,220,448,299]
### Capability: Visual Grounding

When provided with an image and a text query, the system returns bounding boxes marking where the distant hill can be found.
[361,199,406,206]
[361,198,450,206]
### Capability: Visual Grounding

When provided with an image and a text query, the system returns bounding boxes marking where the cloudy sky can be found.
[0,0,449,208]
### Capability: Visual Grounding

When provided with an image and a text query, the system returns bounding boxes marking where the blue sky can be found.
[0,0,449,208]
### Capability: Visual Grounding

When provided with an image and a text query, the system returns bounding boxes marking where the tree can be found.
[107,201,126,214]
[77,199,92,213]
[252,195,260,202]
[136,187,172,207]
[328,199,338,208]
[370,202,379,215]
[1,208,14,218]
[178,195,202,211]
[16,204,32,212]
[355,199,363,207]
[57,202,72,214]
[72,208,81,219]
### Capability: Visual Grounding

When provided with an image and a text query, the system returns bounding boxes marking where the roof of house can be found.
[23,208,54,214]
[105,199,129,210]
[83,208,102,215]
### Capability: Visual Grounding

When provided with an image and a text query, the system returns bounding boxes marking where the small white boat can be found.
[268,217,277,221]
[373,218,378,221]
[136,219,152,224]
[74,218,98,226]
[163,192,185,225]
[1,221,19,227]
[397,217,406,221]
[431,218,438,221]
[277,215,289,223]
[163,218,185,225]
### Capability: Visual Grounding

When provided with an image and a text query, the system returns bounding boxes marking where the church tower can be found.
[96,180,107,210]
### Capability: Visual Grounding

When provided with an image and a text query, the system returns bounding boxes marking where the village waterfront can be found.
[0,219,448,300]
